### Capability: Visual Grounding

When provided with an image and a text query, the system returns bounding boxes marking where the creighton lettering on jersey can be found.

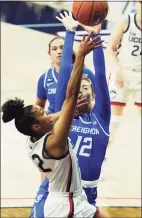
[69,113,109,180]
[28,134,82,193]
[71,125,99,135]
[117,13,141,71]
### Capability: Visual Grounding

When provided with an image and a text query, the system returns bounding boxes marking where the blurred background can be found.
[1,0,141,211]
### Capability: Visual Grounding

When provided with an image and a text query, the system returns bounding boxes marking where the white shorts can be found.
[44,190,96,217]
[109,69,141,105]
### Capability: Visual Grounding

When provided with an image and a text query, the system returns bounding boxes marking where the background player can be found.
[2,33,103,217]
[107,0,141,143]
[29,12,110,217]
[36,23,96,114]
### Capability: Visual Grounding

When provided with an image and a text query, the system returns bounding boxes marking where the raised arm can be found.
[55,11,78,112]
[92,34,110,124]
[46,34,100,157]
[80,24,110,125]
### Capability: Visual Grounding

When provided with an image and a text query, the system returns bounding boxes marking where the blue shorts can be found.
[84,187,97,206]
[29,177,49,218]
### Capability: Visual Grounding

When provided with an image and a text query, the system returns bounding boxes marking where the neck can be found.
[91,100,95,110]
[54,64,60,73]
[85,101,95,113]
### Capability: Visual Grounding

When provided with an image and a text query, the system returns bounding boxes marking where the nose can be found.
[57,47,62,54]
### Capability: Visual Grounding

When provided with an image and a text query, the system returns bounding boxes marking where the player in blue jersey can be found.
[35,24,96,114]
[29,12,110,217]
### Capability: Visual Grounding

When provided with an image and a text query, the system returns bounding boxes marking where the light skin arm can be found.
[45,33,102,158]
[106,15,129,87]
[35,97,46,108]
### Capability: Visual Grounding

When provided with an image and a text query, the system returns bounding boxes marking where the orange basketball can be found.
[72,1,108,26]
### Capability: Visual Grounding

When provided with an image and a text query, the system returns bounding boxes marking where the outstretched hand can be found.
[78,32,103,56]
[56,11,78,32]
[79,23,101,34]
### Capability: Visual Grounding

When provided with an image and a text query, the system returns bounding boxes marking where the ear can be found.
[48,51,50,55]
[32,124,41,132]
[92,93,95,100]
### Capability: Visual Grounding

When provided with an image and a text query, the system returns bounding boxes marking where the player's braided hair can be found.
[1,98,37,137]
[48,36,76,64]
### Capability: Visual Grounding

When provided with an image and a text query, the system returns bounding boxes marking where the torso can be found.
[43,66,95,113]
[69,112,109,181]
[117,13,141,72]
[43,67,59,113]
[28,135,82,193]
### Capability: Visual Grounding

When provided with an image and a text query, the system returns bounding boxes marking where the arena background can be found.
[1,1,141,217]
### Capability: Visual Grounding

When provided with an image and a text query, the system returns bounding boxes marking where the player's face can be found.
[78,79,95,112]
[80,79,94,101]
[49,39,64,66]
[32,105,54,134]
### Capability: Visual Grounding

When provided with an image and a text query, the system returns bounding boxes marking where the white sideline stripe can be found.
[82,179,99,188]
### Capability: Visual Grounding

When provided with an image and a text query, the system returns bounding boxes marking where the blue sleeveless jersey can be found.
[37,66,96,113]
[70,113,109,180]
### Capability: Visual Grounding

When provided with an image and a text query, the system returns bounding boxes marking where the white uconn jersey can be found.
[117,13,141,71]
[28,134,82,193]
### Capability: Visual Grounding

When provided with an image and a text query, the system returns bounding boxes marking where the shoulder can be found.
[37,68,53,87]
[115,14,130,33]
[38,68,52,80]
[28,134,52,159]
[27,134,49,150]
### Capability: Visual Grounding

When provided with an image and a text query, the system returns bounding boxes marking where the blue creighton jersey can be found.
[37,67,59,113]
[69,112,109,181]
[55,30,111,205]
[37,67,95,113]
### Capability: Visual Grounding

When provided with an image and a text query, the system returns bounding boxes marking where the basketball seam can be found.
[76,2,84,21]
[89,1,94,26]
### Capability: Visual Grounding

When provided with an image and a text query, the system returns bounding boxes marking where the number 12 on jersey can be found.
[73,136,92,157]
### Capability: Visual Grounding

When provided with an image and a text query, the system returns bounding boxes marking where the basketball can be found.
[72,1,108,26]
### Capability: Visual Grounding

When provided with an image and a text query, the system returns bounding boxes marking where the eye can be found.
[60,45,63,50]
[83,87,88,90]
[52,47,57,51]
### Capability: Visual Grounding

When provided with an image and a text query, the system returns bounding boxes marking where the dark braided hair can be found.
[1,98,38,137]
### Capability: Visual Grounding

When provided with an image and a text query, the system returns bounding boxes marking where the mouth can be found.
[57,56,61,59]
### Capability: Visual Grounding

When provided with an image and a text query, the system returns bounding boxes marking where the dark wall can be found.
[0,1,107,34]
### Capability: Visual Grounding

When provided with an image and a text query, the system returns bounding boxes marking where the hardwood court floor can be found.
[1,207,141,217]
